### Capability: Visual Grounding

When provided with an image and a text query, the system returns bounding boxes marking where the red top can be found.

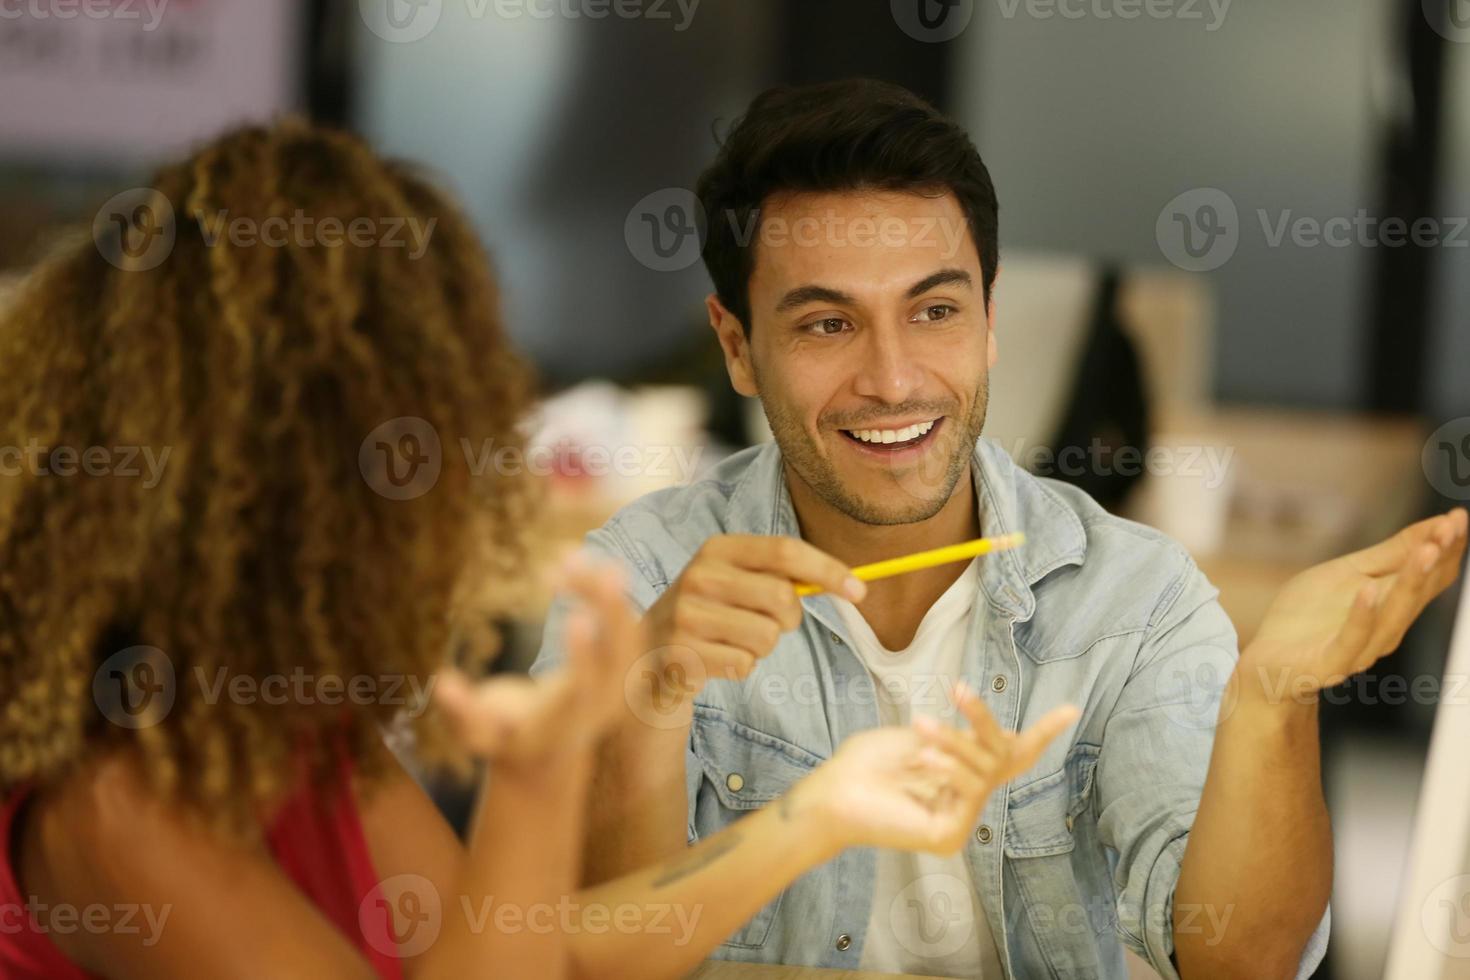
[0,752,404,979]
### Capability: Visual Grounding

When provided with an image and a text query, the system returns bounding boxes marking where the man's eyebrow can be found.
[906,269,972,299]
[773,270,972,313]
[774,284,857,314]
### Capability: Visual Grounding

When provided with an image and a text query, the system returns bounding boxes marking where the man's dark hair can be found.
[696,78,999,333]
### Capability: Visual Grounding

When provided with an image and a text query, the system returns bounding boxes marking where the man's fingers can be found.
[1432,508,1468,550]
[676,594,785,658]
[1351,515,1444,576]
[683,562,805,632]
[1333,510,1465,670]
[1429,511,1469,595]
[709,535,865,602]
[1330,583,1380,673]
[1414,540,1464,618]
[1365,542,1438,656]
[1006,705,1082,779]
[1352,510,1463,577]
[691,641,759,682]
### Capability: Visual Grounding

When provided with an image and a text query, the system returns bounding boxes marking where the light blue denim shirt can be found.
[534,436,1330,979]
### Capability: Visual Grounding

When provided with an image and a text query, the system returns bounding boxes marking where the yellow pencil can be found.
[794,532,1026,597]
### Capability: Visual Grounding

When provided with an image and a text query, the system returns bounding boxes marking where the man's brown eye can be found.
[911,304,959,324]
[812,318,846,335]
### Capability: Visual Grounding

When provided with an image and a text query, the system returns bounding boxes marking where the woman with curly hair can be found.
[0,120,1072,979]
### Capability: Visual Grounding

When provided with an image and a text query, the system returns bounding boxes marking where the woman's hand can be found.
[794,685,1079,855]
[1238,508,1467,702]
[433,556,645,774]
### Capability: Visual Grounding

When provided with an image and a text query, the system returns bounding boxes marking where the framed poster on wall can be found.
[0,0,303,164]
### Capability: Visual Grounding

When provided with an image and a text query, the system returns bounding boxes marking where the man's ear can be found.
[707,294,758,397]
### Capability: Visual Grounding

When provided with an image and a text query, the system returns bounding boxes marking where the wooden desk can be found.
[1123,407,1427,643]
[690,964,948,980]
[691,960,1164,980]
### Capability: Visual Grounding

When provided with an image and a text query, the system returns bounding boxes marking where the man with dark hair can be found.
[536,78,1465,978]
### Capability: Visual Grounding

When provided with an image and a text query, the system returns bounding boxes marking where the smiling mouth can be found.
[839,417,943,451]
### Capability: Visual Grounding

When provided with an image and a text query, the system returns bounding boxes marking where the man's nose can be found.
[851,325,925,404]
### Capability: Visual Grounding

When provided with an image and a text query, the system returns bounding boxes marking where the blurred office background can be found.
[2,2,1468,977]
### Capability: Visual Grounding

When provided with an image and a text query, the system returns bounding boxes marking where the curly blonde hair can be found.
[0,119,532,828]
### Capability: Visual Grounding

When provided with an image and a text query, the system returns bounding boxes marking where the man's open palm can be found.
[1244,508,1467,692]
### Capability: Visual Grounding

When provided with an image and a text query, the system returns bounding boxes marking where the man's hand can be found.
[639,535,865,704]
[1167,515,1466,980]
[578,537,858,885]
[1238,507,1467,703]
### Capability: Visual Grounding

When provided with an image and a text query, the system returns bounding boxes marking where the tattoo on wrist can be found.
[650,833,743,888]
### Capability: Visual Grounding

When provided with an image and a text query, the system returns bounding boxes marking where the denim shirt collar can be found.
[721,436,1088,624]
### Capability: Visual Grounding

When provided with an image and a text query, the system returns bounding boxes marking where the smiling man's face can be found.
[710,188,998,526]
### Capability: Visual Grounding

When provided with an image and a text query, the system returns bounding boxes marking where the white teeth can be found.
[846,419,937,444]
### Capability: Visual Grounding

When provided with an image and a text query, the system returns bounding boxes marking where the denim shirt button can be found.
[835,933,852,951]
[726,772,745,792]
[991,675,1008,693]
[829,631,842,645]
[975,824,993,844]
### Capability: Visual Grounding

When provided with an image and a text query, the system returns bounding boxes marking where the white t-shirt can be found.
[829,559,1005,979]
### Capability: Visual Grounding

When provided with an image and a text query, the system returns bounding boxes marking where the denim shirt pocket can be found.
[1003,744,1110,979]
[687,705,823,950]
